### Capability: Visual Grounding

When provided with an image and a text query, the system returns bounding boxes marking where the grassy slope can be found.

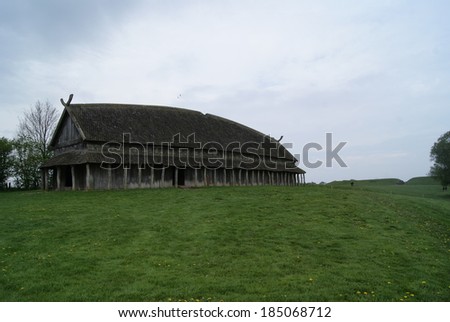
[328,178,404,186]
[0,186,448,302]
[406,176,440,185]
[330,177,447,200]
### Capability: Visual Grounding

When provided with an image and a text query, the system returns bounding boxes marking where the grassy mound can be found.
[328,178,404,186]
[406,176,440,185]
[0,186,448,301]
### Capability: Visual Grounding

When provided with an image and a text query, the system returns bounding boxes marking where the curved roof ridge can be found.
[68,103,204,115]
[204,113,266,137]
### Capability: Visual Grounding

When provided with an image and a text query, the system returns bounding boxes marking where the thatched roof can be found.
[45,101,305,173]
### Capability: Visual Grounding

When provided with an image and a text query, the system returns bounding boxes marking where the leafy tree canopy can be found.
[429,131,450,186]
[0,137,14,189]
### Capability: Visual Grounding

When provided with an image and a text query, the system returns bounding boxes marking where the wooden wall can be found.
[51,163,304,191]
[53,114,82,151]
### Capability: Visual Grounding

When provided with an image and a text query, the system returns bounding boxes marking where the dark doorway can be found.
[64,166,72,187]
[173,168,185,186]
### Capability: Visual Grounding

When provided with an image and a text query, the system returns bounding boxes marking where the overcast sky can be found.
[1,0,449,183]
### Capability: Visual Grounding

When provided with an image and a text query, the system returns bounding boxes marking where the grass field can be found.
[0,182,449,302]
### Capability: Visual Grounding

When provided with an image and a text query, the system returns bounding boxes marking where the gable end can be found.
[50,111,83,150]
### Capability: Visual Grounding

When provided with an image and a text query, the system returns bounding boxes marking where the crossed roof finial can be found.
[60,94,74,106]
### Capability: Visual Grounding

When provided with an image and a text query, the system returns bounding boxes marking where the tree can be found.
[429,131,450,187]
[12,100,59,189]
[18,100,59,161]
[12,137,42,189]
[0,137,13,189]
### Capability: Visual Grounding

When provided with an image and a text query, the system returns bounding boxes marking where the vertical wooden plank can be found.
[41,169,48,191]
[123,167,128,189]
[138,166,142,188]
[71,165,76,191]
[150,167,154,188]
[174,167,178,187]
[161,167,165,188]
[107,164,111,190]
[56,167,61,190]
[40,169,45,190]
[86,163,91,190]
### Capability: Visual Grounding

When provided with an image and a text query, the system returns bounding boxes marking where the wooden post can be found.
[150,167,154,188]
[71,165,76,190]
[203,167,207,186]
[194,168,198,187]
[107,164,111,190]
[86,163,91,190]
[174,167,178,187]
[56,167,61,190]
[124,167,128,189]
[238,169,242,186]
[41,169,48,191]
[161,168,165,188]
[213,168,217,186]
[224,168,227,186]
[40,169,45,190]
[138,166,142,188]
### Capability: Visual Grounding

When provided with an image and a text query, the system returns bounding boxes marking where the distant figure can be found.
[350,181,354,187]
[443,186,448,191]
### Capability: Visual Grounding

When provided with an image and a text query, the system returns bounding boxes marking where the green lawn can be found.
[0,185,449,301]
